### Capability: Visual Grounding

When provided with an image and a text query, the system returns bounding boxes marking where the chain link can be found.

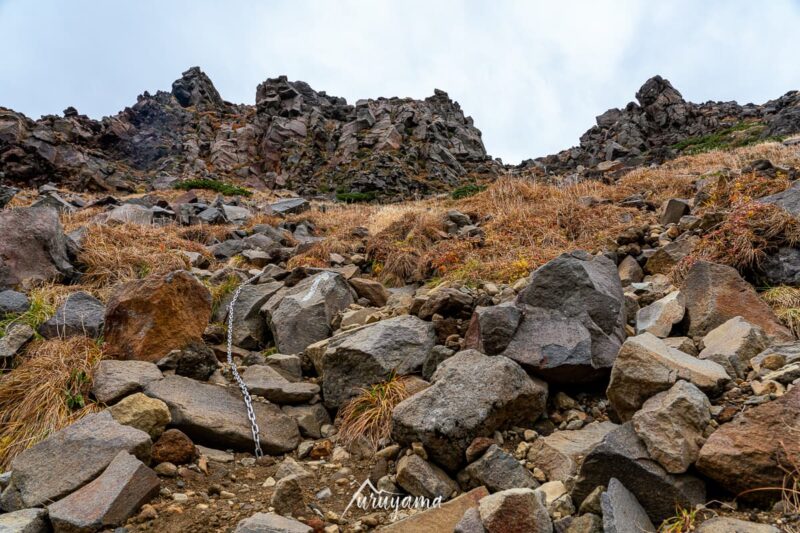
[226,269,265,458]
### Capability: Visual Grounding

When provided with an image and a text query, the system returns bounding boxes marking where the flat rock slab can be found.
[241,365,319,404]
[48,451,159,532]
[0,411,151,511]
[459,444,539,493]
[0,508,48,533]
[144,375,300,454]
[378,487,489,533]
[234,511,312,533]
[392,350,547,472]
[91,359,164,404]
[695,517,781,532]
[696,386,800,504]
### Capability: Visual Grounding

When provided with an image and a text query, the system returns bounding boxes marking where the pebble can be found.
[240,457,256,467]
[220,490,236,499]
[316,487,333,500]
[172,493,189,502]
[262,476,276,488]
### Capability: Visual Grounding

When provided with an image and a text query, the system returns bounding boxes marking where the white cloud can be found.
[1,0,799,163]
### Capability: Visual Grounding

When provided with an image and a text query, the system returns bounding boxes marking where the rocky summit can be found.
[1,69,800,533]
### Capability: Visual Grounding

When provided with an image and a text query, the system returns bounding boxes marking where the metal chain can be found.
[226,269,265,458]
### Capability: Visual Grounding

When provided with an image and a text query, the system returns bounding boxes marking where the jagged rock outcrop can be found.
[0,68,497,199]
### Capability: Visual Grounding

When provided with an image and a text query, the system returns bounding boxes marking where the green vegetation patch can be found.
[671,121,784,155]
[174,178,252,197]
[451,184,487,200]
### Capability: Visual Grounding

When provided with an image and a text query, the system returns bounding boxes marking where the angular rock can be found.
[269,198,309,215]
[0,411,151,511]
[104,270,212,362]
[348,277,390,307]
[454,507,486,533]
[571,423,706,524]
[396,454,459,500]
[220,282,282,350]
[0,289,30,314]
[377,487,489,533]
[631,381,711,474]
[91,360,164,404]
[270,474,305,515]
[418,288,474,320]
[680,260,791,339]
[39,291,104,339]
[750,342,800,372]
[392,350,547,472]
[618,255,643,285]
[281,403,331,439]
[242,364,319,404]
[109,392,171,438]
[143,375,300,453]
[660,199,691,225]
[695,517,781,533]
[263,271,354,355]
[459,444,539,493]
[319,315,436,409]
[0,323,34,360]
[698,317,770,379]
[464,303,521,355]
[275,457,312,481]
[516,251,626,382]
[760,246,800,286]
[760,180,800,216]
[156,340,218,381]
[234,512,312,533]
[47,451,159,533]
[607,333,730,421]
[696,385,800,503]
[151,429,197,465]
[479,488,552,533]
[645,235,697,275]
[600,478,655,533]
[264,353,303,381]
[525,421,618,482]
[0,207,74,289]
[635,291,684,338]
[0,508,48,533]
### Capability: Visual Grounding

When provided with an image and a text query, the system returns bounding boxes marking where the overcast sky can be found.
[2,1,799,163]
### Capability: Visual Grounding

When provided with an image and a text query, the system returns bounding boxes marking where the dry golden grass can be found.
[0,336,105,470]
[78,222,211,293]
[337,373,416,450]
[762,286,800,338]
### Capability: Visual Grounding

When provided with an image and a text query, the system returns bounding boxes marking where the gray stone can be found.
[0,289,30,314]
[645,236,697,275]
[0,508,48,533]
[600,477,655,533]
[418,288,474,320]
[269,198,309,215]
[632,381,711,473]
[479,488,553,533]
[557,513,602,533]
[454,507,486,533]
[571,423,706,524]
[91,360,164,404]
[234,512,312,533]
[760,179,800,216]
[607,333,730,421]
[397,454,459,500]
[698,317,770,379]
[39,291,105,339]
[392,350,547,472]
[525,422,618,482]
[270,474,305,516]
[459,444,539,492]
[750,342,800,372]
[695,517,780,533]
[660,199,691,225]
[464,303,521,356]
[319,315,436,409]
[263,272,354,355]
[516,251,626,382]
[348,277,390,307]
[0,323,34,360]
[143,375,300,453]
[104,203,154,225]
[618,255,643,286]
[281,403,331,439]
[0,411,151,511]
[274,457,312,481]
[0,207,74,289]
[760,246,800,286]
[422,345,455,381]
[242,365,319,404]
[219,282,282,350]
[47,451,159,532]
[264,353,303,381]
[635,291,684,338]
[156,340,218,381]
[0,185,18,209]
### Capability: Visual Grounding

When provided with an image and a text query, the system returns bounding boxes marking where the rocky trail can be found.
[1,72,800,533]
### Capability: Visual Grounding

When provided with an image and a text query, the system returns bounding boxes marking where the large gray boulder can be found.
[514,251,626,383]
[571,423,706,524]
[263,272,354,354]
[144,375,300,453]
[631,380,711,474]
[0,411,151,511]
[464,303,521,355]
[458,444,539,493]
[47,451,159,532]
[607,333,729,421]
[0,289,30,314]
[601,478,656,533]
[319,315,436,409]
[392,350,547,472]
[0,207,74,289]
[38,290,105,339]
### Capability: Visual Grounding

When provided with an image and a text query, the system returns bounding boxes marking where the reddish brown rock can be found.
[378,487,489,533]
[47,451,159,532]
[151,429,197,465]
[696,386,800,503]
[104,270,212,362]
[680,261,791,340]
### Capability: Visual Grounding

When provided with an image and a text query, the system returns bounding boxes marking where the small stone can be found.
[154,462,178,477]
[152,429,197,465]
[109,392,171,438]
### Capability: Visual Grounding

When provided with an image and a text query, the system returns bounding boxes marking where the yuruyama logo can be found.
[342,479,443,521]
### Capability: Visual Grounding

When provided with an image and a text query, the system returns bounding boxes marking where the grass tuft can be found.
[174,178,252,197]
[0,336,105,470]
[338,373,415,450]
